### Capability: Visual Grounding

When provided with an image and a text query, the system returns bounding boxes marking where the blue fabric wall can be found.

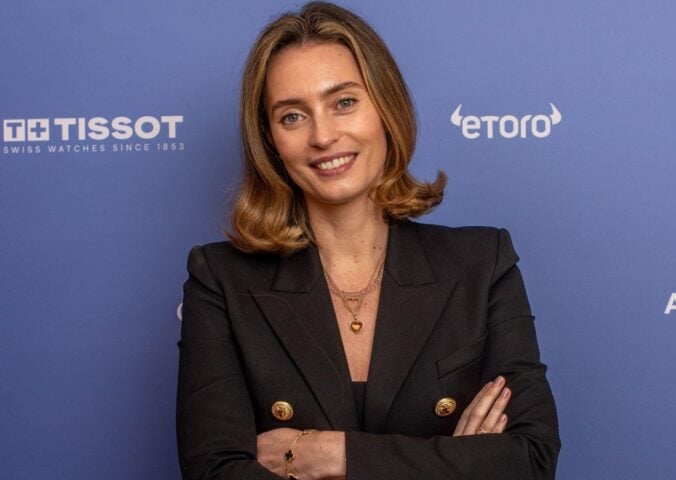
[2,1,675,478]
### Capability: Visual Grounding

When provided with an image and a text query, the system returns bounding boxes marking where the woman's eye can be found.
[281,113,301,124]
[337,98,356,109]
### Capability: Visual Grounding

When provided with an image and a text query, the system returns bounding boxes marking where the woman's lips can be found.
[310,153,357,176]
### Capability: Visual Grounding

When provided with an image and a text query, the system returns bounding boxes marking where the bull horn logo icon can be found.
[450,104,463,126]
[549,103,562,125]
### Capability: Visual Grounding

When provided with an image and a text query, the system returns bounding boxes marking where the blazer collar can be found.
[365,221,459,431]
[382,220,438,286]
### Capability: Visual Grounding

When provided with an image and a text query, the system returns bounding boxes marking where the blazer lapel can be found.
[365,221,459,431]
[250,246,360,431]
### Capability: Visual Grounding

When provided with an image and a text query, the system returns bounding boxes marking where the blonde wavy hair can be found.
[228,1,446,255]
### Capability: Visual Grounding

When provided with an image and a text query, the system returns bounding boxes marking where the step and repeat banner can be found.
[2,1,674,478]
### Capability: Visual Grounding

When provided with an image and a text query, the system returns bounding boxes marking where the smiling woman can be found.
[231,2,446,255]
[176,2,559,480]
[265,42,388,210]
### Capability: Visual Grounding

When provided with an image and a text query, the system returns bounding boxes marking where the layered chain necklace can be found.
[324,256,385,334]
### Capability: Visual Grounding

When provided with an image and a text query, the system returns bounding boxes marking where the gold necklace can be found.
[324,256,385,334]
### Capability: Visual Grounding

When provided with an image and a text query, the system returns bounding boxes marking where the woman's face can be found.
[264,42,388,210]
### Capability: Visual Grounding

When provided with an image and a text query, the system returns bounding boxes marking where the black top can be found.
[352,381,367,429]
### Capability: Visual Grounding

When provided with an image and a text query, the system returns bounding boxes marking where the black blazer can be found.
[176,221,560,479]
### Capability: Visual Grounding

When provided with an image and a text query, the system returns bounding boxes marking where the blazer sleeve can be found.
[176,246,280,480]
[345,228,560,480]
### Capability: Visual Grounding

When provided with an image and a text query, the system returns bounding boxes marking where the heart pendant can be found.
[350,320,364,334]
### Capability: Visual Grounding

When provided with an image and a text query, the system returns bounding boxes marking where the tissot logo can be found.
[451,103,562,139]
[3,115,183,142]
[2,114,185,156]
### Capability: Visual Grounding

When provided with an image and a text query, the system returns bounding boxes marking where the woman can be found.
[177,2,559,479]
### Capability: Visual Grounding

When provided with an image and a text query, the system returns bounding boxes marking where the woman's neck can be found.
[308,199,389,288]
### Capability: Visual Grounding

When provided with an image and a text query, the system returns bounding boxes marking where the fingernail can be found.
[500,388,510,399]
[495,376,504,386]
[500,414,508,423]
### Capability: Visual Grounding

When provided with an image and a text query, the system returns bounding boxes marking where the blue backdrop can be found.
[2,1,675,478]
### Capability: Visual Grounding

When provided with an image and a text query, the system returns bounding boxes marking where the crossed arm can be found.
[256,378,512,479]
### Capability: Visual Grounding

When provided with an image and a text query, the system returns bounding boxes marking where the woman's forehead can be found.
[265,42,364,101]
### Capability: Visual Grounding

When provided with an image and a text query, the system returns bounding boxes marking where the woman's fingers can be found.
[482,387,510,433]
[462,381,504,435]
[453,376,510,436]
[453,380,494,435]
[492,413,508,433]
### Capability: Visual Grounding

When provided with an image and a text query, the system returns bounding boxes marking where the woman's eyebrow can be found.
[320,81,363,98]
[270,81,364,113]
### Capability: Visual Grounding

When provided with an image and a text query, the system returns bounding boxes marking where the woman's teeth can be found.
[317,155,353,170]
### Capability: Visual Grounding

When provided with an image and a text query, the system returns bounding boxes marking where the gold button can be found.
[435,397,457,417]
[271,401,294,421]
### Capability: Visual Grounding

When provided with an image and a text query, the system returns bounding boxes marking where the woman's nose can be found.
[309,114,339,149]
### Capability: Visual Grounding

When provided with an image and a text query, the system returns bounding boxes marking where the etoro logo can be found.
[451,103,562,139]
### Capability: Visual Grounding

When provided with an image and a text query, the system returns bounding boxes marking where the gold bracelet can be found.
[284,429,316,480]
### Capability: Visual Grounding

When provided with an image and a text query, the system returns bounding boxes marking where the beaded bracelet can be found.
[284,429,317,480]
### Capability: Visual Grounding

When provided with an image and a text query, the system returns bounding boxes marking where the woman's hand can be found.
[257,428,299,477]
[453,375,511,436]
[257,428,346,480]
